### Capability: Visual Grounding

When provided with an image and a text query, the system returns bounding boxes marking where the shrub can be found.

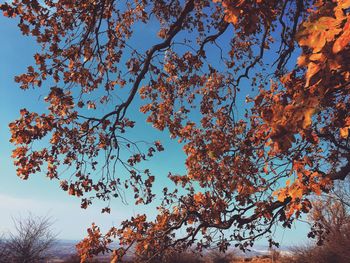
[1,214,57,263]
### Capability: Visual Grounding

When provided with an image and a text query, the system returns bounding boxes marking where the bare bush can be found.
[63,254,102,263]
[206,250,237,263]
[0,234,10,261]
[291,179,350,263]
[146,250,203,263]
[139,249,238,263]
[1,214,57,263]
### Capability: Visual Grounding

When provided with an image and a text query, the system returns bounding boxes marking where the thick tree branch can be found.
[330,159,350,181]
[117,0,195,120]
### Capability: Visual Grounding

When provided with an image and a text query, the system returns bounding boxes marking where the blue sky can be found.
[0,12,311,248]
[0,14,184,239]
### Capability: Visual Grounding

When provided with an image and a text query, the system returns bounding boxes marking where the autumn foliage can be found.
[1,0,350,262]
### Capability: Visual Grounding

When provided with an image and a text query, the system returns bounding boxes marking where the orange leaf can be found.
[290,187,303,200]
[340,127,349,138]
[297,17,342,52]
[286,179,291,186]
[305,62,321,87]
[302,108,315,129]
[193,192,204,203]
[333,18,350,53]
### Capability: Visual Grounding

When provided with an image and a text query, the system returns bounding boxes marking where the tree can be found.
[292,179,350,263]
[308,179,350,244]
[1,0,349,261]
[0,234,9,261]
[1,215,57,263]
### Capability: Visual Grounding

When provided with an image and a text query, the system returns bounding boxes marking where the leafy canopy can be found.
[1,0,350,261]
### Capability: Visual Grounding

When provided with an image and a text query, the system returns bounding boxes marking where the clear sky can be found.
[0,13,187,240]
[0,12,311,248]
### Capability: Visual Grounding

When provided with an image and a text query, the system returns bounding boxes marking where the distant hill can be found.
[45,240,293,262]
